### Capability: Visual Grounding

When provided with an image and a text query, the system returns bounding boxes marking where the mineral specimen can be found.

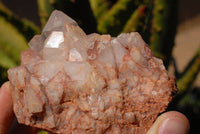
[8,10,177,134]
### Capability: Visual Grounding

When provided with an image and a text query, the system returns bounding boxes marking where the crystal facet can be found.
[8,10,177,134]
[44,31,64,48]
[42,10,77,33]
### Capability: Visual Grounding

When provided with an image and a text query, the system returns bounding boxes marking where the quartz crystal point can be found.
[8,10,177,134]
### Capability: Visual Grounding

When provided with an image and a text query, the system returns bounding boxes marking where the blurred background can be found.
[0,0,199,133]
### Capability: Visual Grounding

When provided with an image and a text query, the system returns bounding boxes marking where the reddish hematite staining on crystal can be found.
[7,10,177,134]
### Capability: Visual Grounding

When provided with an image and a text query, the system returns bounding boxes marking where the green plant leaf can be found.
[0,50,17,69]
[122,5,146,33]
[177,47,200,93]
[37,0,54,28]
[37,130,48,134]
[0,2,40,41]
[0,16,28,66]
[89,0,109,21]
[97,0,140,36]
[150,0,177,67]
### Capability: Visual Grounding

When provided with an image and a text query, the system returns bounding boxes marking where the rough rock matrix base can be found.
[8,10,177,134]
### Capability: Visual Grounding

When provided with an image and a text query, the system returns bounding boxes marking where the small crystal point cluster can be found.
[8,10,176,134]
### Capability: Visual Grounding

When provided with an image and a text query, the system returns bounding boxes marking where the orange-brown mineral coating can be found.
[7,10,177,134]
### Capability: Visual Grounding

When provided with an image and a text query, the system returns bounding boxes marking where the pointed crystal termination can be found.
[7,10,177,134]
[28,35,45,51]
[42,10,78,33]
[42,31,68,61]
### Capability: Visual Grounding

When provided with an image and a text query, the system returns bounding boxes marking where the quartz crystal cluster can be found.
[8,10,177,134]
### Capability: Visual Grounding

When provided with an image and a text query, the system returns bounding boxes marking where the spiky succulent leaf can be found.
[0,2,40,41]
[177,48,200,93]
[37,0,54,28]
[0,16,28,66]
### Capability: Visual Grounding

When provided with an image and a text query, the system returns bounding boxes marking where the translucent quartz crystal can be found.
[29,35,45,51]
[8,10,177,134]
[42,10,77,33]
[44,31,64,48]
[42,31,67,61]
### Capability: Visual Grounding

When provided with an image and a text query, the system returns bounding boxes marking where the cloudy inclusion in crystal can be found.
[69,48,83,61]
